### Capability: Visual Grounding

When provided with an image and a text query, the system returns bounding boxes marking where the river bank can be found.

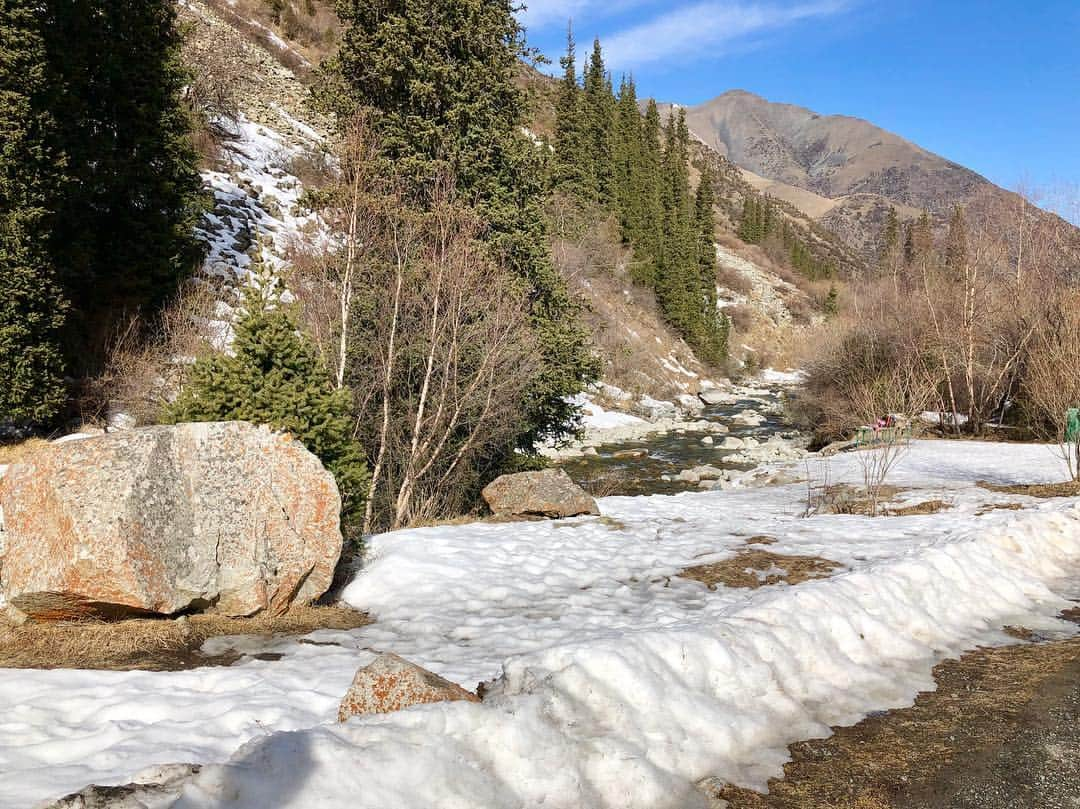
[544,376,810,496]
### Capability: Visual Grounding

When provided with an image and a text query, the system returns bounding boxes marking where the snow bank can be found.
[173,502,1080,809]
[3,441,1077,807]
[576,394,646,430]
[759,367,806,385]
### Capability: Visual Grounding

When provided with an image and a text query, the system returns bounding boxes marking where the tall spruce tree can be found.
[319,0,597,449]
[945,205,967,273]
[552,25,593,197]
[656,110,698,337]
[692,166,728,363]
[0,0,67,422]
[630,98,664,286]
[45,1,204,373]
[582,38,616,207]
[613,75,642,240]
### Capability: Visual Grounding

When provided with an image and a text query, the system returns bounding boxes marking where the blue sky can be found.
[518,0,1079,220]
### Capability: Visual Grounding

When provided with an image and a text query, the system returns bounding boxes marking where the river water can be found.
[557,390,802,497]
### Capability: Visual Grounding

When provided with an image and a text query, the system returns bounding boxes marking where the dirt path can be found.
[713,633,1080,809]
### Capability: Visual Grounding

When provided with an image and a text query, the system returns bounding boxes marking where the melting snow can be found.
[1,441,1078,807]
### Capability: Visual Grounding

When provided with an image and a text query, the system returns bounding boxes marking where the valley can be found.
[0,2,1077,809]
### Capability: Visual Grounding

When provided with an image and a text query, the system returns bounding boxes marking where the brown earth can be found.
[680,551,840,590]
[977,479,1080,498]
[711,635,1080,809]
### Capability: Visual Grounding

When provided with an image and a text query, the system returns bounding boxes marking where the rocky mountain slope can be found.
[668,90,1079,259]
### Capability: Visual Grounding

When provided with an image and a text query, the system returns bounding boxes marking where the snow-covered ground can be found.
[2,441,1079,807]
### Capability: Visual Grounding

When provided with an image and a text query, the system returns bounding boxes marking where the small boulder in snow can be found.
[338,653,480,721]
[44,763,201,808]
[0,422,342,619]
[481,469,599,520]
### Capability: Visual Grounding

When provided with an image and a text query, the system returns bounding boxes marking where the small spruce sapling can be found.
[165,258,369,533]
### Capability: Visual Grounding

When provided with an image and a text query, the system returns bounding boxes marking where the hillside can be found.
[669,90,1080,260]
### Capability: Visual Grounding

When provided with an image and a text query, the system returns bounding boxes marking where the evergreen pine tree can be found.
[0,0,67,422]
[582,38,616,207]
[551,25,593,198]
[738,197,756,243]
[320,0,598,448]
[613,75,642,240]
[166,265,369,522]
[46,1,205,372]
[906,209,934,265]
[632,98,665,286]
[823,284,839,316]
[656,110,699,338]
[945,205,967,272]
[881,207,900,258]
[692,167,727,363]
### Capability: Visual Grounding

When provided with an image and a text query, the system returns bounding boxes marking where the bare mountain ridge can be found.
[657,90,1080,264]
[673,90,988,214]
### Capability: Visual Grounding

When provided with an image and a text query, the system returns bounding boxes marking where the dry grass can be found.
[0,605,370,671]
[975,502,1025,516]
[0,438,50,466]
[884,499,950,517]
[744,535,778,545]
[680,550,840,590]
[976,479,1080,498]
[812,484,951,517]
[713,637,1080,808]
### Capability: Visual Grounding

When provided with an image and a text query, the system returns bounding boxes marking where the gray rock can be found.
[718,437,745,450]
[700,436,714,446]
[482,469,599,519]
[678,465,725,483]
[0,422,342,619]
[44,764,200,808]
[698,389,733,406]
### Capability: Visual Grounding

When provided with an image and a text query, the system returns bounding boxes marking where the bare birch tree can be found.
[347,178,540,531]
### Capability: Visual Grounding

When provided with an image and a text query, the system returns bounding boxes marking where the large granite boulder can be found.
[481,469,599,519]
[0,422,342,619]
[339,653,480,721]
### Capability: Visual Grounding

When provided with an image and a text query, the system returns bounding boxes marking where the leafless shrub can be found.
[349,178,540,531]
[716,263,754,297]
[182,18,251,140]
[86,283,218,427]
[1021,289,1080,481]
[725,303,756,334]
[803,455,832,517]
[288,115,540,531]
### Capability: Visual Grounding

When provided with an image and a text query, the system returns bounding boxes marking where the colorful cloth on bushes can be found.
[1067,408,1080,442]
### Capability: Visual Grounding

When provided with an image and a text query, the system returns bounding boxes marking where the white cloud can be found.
[602,0,850,69]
